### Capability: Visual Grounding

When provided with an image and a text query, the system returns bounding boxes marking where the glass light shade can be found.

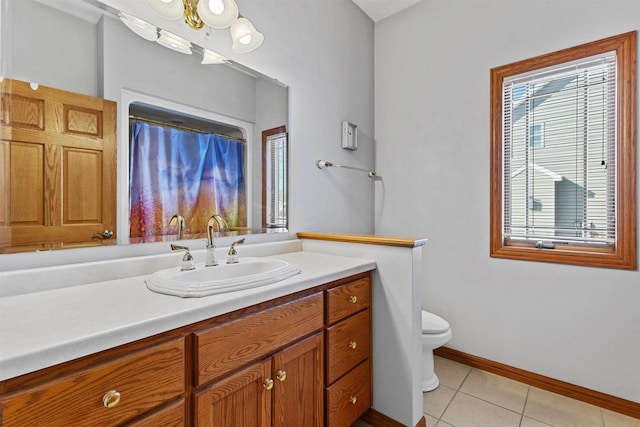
[201,49,228,64]
[119,12,158,41]
[197,0,239,29]
[145,0,184,20]
[157,30,193,54]
[230,17,264,54]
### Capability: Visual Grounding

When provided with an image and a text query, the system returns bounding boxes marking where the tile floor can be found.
[423,356,640,427]
[354,356,640,427]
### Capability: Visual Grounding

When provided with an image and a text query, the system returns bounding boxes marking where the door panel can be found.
[195,359,271,427]
[272,333,324,427]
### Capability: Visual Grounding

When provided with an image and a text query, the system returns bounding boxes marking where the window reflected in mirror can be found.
[262,126,288,229]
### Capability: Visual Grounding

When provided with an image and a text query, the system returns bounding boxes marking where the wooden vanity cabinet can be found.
[0,337,185,427]
[325,276,372,427]
[194,333,324,427]
[193,293,325,427]
[0,271,372,427]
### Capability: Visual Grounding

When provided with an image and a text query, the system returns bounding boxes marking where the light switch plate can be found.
[341,121,357,150]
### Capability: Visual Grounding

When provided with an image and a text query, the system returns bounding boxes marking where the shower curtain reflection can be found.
[129,121,246,240]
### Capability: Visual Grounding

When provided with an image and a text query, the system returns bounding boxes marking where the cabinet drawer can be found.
[196,292,323,385]
[326,359,371,427]
[0,337,185,427]
[326,277,370,325]
[326,308,370,384]
[127,399,185,427]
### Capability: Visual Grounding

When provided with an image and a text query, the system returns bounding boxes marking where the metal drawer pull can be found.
[276,370,287,382]
[102,390,121,408]
[349,295,357,304]
[349,340,357,349]
[263,378,274,390]
[349,395,357,404]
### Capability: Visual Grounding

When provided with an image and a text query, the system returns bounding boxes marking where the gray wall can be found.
[375,0,640,402]
[4,0,97,96]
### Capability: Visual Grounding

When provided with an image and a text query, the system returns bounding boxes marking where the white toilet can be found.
[422,310,452,392]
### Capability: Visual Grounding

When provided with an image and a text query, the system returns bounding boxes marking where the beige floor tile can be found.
[459,368,529,413]
[441,392,521,427]
[425,414,439,427]
[434,356,472,389]
[521,417,553,427]
[423,385,457,418]
[435,422,455,427]
[524,387,604,427]
[602,409,640,427]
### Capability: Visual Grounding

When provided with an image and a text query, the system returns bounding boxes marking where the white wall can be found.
[375,0,640,403]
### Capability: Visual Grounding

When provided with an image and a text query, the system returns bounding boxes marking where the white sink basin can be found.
[145,257,302,298]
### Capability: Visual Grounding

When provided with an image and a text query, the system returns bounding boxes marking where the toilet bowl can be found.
[422,310,452,392]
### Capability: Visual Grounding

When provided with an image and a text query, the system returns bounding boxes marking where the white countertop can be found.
[0,250,376,381]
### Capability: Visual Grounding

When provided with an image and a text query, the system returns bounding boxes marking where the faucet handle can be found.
[171,244,196,271]
[227,238,245,264]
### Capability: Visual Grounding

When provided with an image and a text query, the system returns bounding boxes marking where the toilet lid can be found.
[422,310,450,334]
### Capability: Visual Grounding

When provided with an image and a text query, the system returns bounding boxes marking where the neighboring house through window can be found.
[490,32,636,269]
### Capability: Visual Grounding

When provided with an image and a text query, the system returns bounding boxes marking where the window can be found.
[529,123,544,148]
[262,126,288,228]
[490,32,636,269]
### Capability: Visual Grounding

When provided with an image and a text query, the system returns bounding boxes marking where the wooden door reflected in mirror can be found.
[0,78,116,253]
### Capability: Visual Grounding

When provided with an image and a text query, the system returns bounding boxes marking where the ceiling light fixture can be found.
[141,0,264,54]
[156,29,193,54]
[201,48,228,64]
[119,12,158,41]
[230,16,264,54]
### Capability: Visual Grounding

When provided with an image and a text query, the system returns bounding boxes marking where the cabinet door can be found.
[272,333,324,427]
[194,359,271,427]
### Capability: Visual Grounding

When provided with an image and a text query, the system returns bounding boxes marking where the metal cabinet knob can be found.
[276,370,287,382]
[263,378,274,390]
[349,295,357,304]
[102,390,121,408]
[349,340,357,349]
[349,395,357,404]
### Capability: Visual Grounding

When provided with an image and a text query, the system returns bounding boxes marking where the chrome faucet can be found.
[210,214,229,232]
[227,238,245,264]
[205,215,221,267]
[170,244,195,271]
[169,214,185,240]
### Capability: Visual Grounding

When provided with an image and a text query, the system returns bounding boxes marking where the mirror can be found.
[0,0,288,254]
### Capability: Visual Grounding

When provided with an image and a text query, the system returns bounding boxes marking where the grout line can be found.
[457,389,524,413]
[519,386,531,427]
[437,368,473,424]
[438,389,458,426]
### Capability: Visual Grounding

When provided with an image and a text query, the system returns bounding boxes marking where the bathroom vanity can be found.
[0,247,374,426]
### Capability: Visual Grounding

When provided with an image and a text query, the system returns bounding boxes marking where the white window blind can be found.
[502,53,617,247]
[265,132,287,227]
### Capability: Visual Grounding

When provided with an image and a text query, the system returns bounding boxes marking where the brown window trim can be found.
[490,31,637,270]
